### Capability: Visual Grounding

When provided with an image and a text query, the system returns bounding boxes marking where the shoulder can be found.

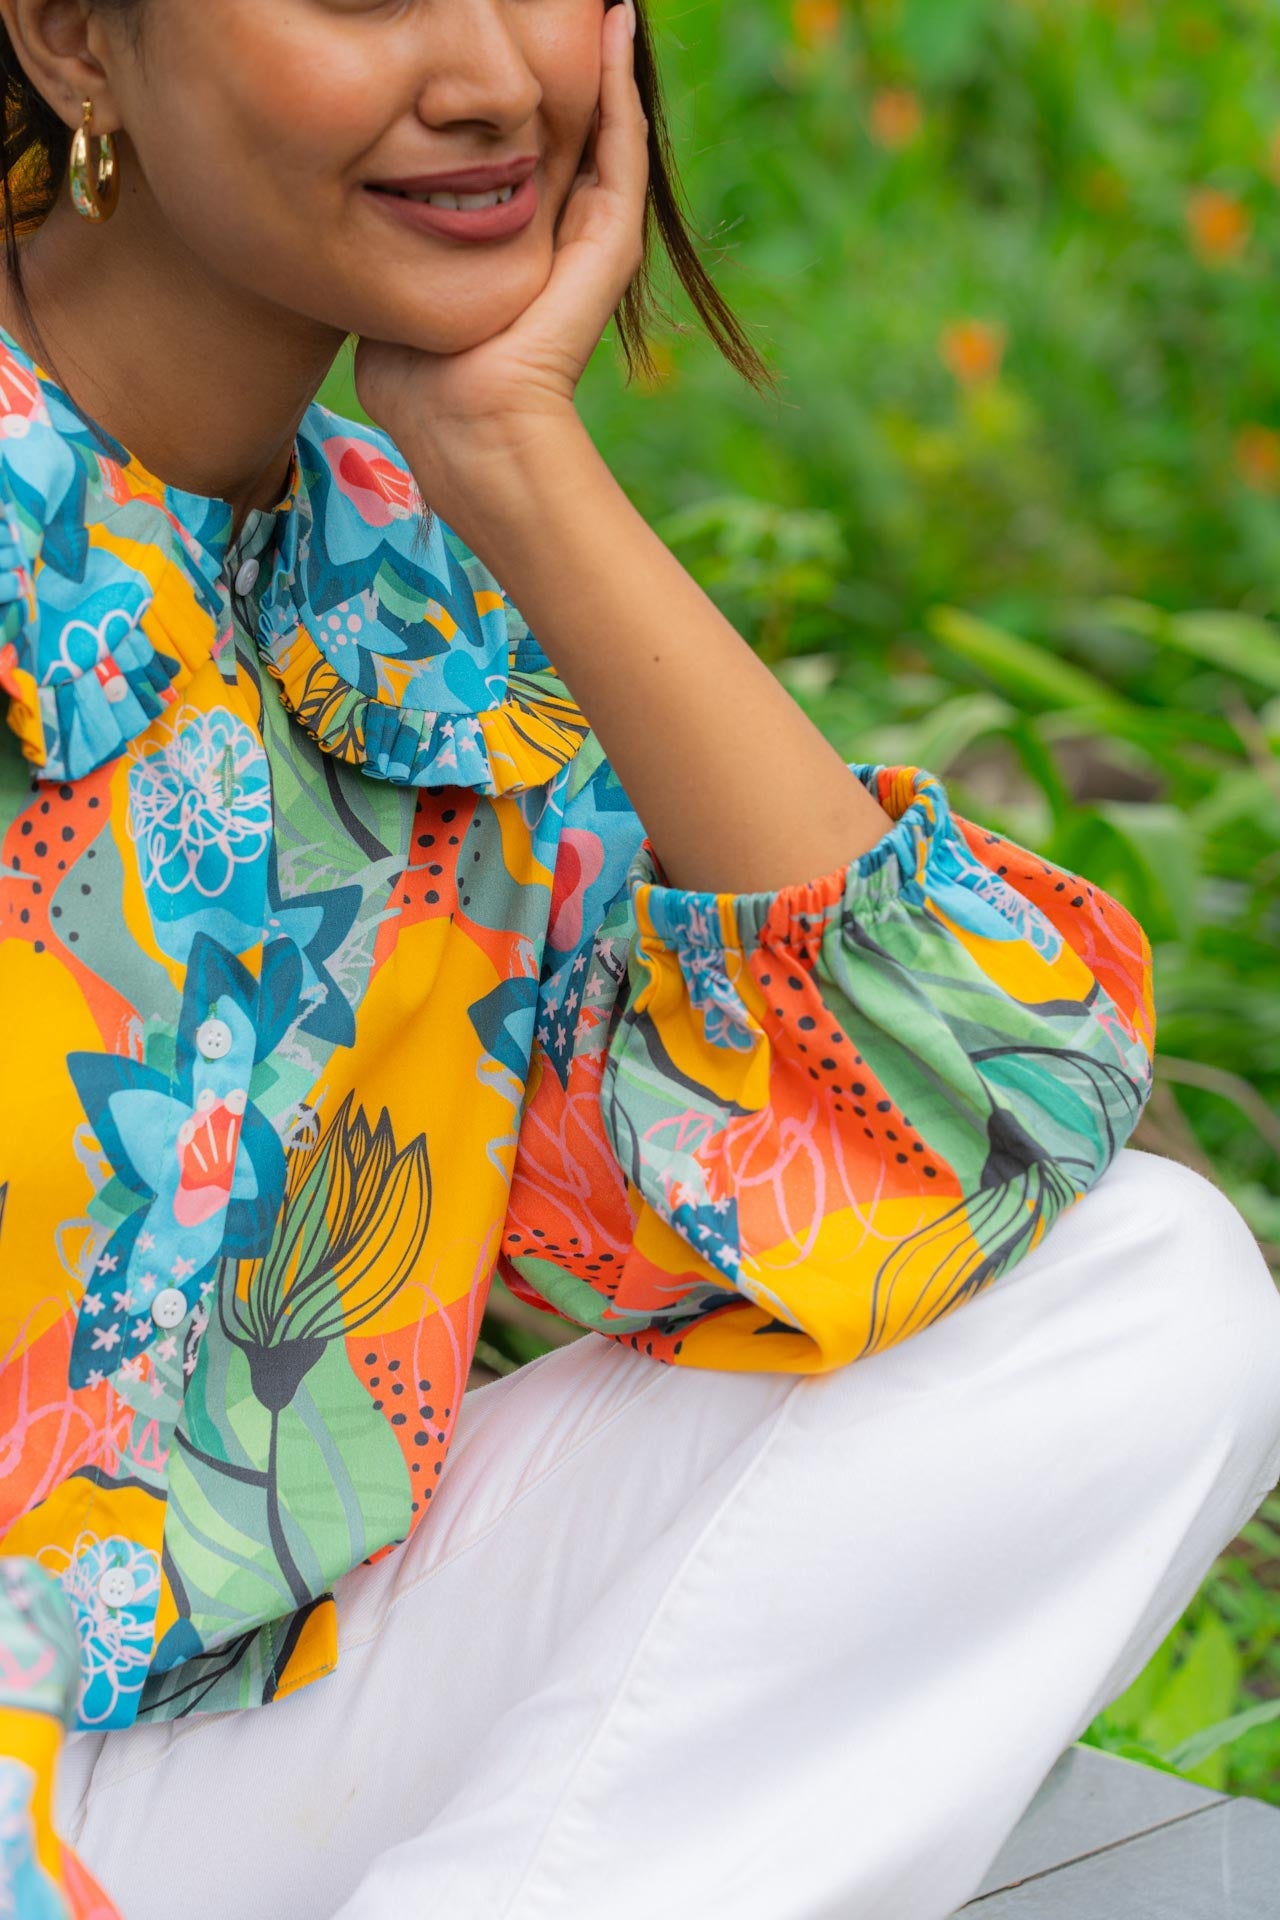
[0,334,225,781]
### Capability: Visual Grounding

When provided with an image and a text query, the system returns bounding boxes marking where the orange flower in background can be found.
[790,0,840,49]
[939,319,1006,386]
[869,89,923,151]
[1186,188,1250,264]
[1234,425,1280,494]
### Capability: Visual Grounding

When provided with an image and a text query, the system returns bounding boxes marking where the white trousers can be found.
[54,1149,1280,1920]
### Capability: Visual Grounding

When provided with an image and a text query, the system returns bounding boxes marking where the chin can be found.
[374,254,554,356]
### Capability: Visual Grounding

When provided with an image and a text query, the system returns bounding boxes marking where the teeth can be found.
[392,184,517,209]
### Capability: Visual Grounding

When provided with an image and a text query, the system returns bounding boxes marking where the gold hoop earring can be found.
[68,98,119,223]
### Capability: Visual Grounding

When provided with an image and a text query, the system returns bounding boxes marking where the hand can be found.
[352,0,648,502]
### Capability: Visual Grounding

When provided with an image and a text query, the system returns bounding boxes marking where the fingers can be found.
[595,0,649,209]
[575,105,602,190]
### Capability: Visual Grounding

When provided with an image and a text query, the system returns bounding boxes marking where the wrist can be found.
[405,407,602,551]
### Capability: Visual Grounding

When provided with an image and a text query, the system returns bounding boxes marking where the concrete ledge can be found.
[958,1746,1280,1917]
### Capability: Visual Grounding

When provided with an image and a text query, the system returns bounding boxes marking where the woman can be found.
[0,1,1277,1916]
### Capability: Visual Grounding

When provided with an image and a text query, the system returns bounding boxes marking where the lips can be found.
[370,155,538,195]
[365,171,539,243]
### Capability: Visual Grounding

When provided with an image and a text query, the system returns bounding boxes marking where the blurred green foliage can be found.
[321,0,1280,1803]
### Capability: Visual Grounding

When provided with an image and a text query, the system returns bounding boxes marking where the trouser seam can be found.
[498,1367,808,1920]
[344,1351,674,1651]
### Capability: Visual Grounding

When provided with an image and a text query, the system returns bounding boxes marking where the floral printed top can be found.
[0,320,1155,1916]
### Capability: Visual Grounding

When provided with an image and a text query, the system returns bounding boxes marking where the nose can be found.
[412,0,544,139]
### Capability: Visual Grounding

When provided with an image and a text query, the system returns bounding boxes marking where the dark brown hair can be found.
[0,0,777,402]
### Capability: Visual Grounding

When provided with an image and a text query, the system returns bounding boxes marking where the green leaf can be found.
[1169,613,1280,693]
[895,691,1018,773]
[1093,801,1203,939]
[1080,1724,1192,1779]
[1140,1613,1243,1790]
[1100,600,1280,693]
[1165,1696,1280,1775]
[1102,1619,1183,1730]
[927,607,1129,714]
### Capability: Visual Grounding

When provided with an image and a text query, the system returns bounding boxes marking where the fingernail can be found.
[624,0,637,38]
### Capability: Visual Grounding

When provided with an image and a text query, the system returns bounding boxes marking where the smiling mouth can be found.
[380,184,517,209]
[364,173,538,242]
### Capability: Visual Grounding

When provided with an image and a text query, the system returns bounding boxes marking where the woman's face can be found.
[97,0,606,354]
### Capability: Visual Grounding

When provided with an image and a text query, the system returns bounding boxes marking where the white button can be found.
[233,557,260,597]
[195,1017,233,1061]
[97,1568,134,1608]
[101,673,128,705]
[151,1288,188,1330]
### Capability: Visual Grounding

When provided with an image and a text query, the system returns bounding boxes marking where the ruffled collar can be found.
[0,323,589,793]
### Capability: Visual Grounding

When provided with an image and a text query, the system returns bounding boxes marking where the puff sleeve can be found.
[497,744,1155,1374]
[0,1560,124,1917]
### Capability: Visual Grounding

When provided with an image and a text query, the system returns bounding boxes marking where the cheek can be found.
[527,8,604,159]
[144,4,389,207]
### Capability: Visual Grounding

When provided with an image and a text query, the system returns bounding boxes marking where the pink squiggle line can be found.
[403,1230,495,1407]
[124,1418,169,1477]
[711,1093,900,1273]
[0,1299,131,1518]
[506,1079,634,1256]
[0,1642,55,1696]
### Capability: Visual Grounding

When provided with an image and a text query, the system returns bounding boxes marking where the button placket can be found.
[223,511,275,633]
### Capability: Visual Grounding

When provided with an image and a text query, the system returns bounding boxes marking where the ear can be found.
[0,0,125,133]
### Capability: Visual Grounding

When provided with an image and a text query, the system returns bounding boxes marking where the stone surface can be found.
[958,1747,1280,1917]
[964,1799,1280,1916]
[969,1747,1223,1898]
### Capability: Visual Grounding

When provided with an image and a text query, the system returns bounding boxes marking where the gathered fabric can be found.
[0,321,1156,1917]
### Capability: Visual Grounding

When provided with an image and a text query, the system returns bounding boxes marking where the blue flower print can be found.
[38,1533,162,1731]
[126,706,272,963]
[32,539,154,682]
[65,934,301,1390]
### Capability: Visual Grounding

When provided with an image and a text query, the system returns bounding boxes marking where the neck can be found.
[3,154,348,541]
